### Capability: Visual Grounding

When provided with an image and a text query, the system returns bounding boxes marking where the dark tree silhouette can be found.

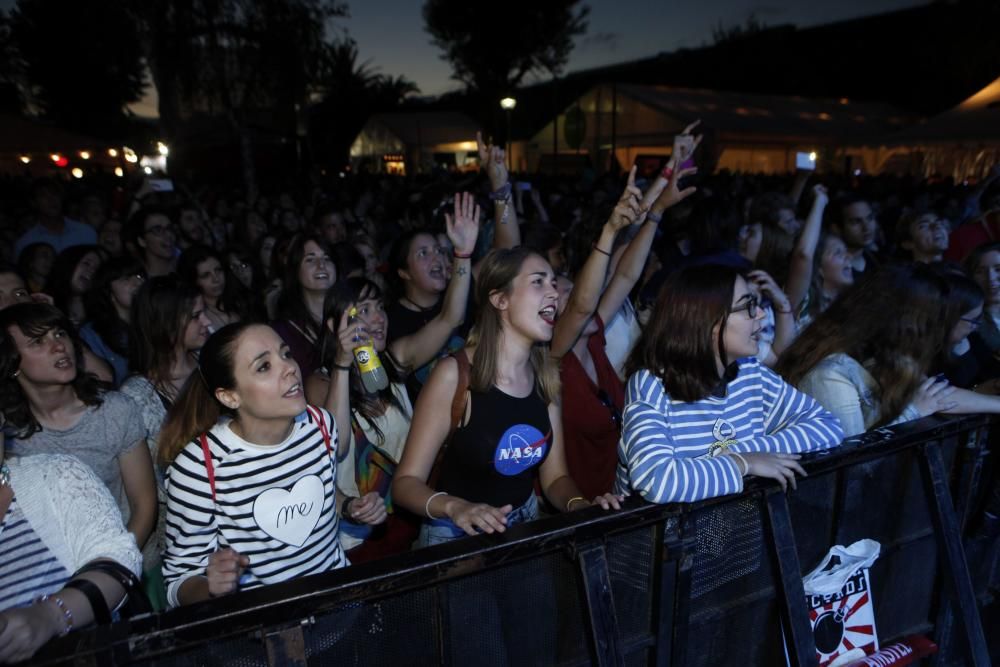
[8,0,146,136]
[423,0,588,99]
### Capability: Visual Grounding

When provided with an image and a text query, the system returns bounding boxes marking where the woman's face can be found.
[227,254,253,289]
[738,223,763,263]
[818,236,854,293]
[98,221,122,256]
[196,257,226,299]
[950,304,983,347]
[350,295,389,353]
[354,243,378,277]
[298,241,335,293]
[9,324,77,387]
[71,252,102,295]
[721,275,766,363]
[110,272,145,312]
[402,233,447,295]
[974,251,1000,306]
[29,246,55,277]
[182,296,212,350]
[497,254,560,344]
[0,273,31,310]
[223,325,306,420]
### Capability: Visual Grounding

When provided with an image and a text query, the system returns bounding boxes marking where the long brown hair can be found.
[465,247,560,404]
[157,321,255,466]
[128,275,199,397]
[777,263,950,427]
[626,264,741,402]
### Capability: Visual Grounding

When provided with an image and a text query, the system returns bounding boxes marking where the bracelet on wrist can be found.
[565,496,587,511]
[489,182,512,201]
[646,210,663,224]
[331,362,352,372]
[340,495,356,520]
[774,305,794,314]
[729,452,749,477]
[425,491,447,519]
[591,243,611,258]
[453,250,473,259]
[36,594,73,636]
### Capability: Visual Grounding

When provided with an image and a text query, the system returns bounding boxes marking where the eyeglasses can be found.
[961,315,984,328]
[596,389,622,429]
[729,294,760,319]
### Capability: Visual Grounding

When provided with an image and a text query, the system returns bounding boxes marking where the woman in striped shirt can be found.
[157,322,385,608]
[617,265,843,504]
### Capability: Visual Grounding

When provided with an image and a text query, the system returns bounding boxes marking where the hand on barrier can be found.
[590,493,625,511]
[347,492,388,525]
[206,548,250,597]
[742,453,807,492]
[912,376,958,417]
[446,498,512,536]
[0,604,61,664]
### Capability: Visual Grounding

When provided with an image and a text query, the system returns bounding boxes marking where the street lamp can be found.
[500,97,517,171]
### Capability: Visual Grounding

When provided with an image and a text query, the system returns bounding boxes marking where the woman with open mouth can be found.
[618,264,844,504]
[157,322,386,608]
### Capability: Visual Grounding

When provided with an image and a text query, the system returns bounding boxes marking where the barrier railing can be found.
[27,414,996,666]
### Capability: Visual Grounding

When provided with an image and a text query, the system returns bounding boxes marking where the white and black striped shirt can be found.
[162,408,346,607]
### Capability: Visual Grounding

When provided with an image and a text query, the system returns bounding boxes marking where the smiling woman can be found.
[156,322,385,607]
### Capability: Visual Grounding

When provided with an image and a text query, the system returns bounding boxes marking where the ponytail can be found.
[156,321,254,467]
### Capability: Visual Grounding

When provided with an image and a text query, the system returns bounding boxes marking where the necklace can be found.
[0,462,9,489]
[401,296,437,313]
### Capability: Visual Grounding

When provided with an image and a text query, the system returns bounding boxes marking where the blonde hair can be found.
[466,248,561,404]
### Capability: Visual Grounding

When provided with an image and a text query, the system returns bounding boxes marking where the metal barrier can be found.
[27,414,996,666]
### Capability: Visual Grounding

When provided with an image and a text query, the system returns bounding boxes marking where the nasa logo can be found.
[494,424,550,476]
[356,349,370,364]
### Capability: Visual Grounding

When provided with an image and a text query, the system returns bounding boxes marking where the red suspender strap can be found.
[306,405,333,457]
[200,433,217,502]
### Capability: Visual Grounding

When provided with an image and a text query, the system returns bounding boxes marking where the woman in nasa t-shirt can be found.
[393,248,622,546]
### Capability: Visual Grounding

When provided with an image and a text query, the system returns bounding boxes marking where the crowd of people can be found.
[1,123,999,662]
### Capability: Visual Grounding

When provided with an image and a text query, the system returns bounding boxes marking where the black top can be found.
[438,385,551,508]
[386,290,474,403]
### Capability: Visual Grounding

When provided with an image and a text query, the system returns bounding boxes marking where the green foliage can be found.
[423,0,588,97]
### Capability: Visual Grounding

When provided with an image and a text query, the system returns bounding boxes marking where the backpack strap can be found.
[200,433,217,503]
[306,405,334,458]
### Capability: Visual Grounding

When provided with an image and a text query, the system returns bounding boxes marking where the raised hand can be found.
[654,165,698,211]
[747,270,792,313]
[671,119,703,166]
[476,131,508,192]
[445,192,481,256]
[608,166,644,231]
[206,547,250,597]
[332,307,367,367]
[811,184,829,208]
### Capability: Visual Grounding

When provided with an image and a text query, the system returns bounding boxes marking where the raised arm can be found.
[785,185,829,311]
[388,193,479,372]
[477,132,520,250]
[550,167,643,358]
[309,307,367,458]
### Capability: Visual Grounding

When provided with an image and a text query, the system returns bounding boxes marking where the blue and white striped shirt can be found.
[615,358,843,503]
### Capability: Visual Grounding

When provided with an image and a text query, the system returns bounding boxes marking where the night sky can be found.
[2,0,928,100]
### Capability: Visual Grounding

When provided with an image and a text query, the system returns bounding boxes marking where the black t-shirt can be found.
[438,385,551,508]
[387,290,475,403]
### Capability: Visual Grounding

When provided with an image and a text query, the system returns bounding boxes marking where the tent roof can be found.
[365,112,479,147]
[611,84,912,142]
[888,76,1000,144]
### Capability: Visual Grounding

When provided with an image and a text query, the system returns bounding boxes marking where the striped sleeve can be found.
[619,370,744,504]
[749,364,844,453]
[162,442,219,607]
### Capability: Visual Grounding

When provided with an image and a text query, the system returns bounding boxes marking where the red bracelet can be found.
[453,250,473,259]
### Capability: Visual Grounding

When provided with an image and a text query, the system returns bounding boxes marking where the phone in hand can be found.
[796,152,817,171]
[149,179,174,192]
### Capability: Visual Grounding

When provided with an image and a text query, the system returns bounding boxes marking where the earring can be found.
[11,370,19,379]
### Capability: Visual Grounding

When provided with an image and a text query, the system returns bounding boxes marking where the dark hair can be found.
[749,191,794,228]
[330,242,365,280]
[276,234,334,339]
[47,245,102,319]
[128,275,200,396]
[894,207,936,249]
[388,229,435,297]
[0,303,103,438]
[177,244,256,321]
[16,242,55,287]
[753,225,795,286]
[777,263,950,427]
[158,321,256,466]
[317,277,403,444]
[626,264,741,402]
[124,205,173,258]
[85,256,145,357]
[963,241,1000,277]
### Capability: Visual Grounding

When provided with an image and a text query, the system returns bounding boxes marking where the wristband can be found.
[331,363,352,372]
[425,491,447,519]
[489,182,512,201]
[340,495,356,520]
[453,250,473,259]
[646,210,663,224]
[591,243,611,258]
[565,496,587,511]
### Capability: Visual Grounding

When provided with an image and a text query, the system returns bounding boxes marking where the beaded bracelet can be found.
[36,594,73,636]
